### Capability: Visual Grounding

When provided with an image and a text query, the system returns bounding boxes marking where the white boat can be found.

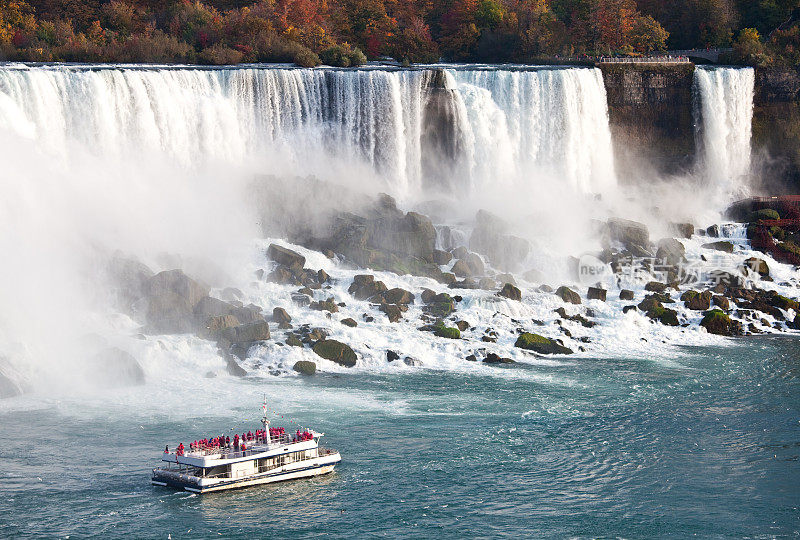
[151,400,341,493]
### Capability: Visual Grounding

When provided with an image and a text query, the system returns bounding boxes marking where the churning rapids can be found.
[0,62,797,537]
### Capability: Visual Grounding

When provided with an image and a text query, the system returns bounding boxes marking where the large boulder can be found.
[292,361,317,375]
[267,244,306,271]
[312,340,357,367]
[146,270,209,309]
[555,286,581,304]
[376,288,415,305]
[682,290,712,310]
[701,309,736,335]
[743,257,770,277]
[587,287,607,301]
[656,238,686,266]
[144,293,194,334]
[348,275,388,300]
[106,256,154,311]
[90,348,145,387]
[607,218,650,251]
[469,210,530,271]
[514,332,573,354]
[272,307,292,324]
[221,321,271,344]
[498,283,522,301]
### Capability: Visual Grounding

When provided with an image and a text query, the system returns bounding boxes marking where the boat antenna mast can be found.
[261,394,270,432]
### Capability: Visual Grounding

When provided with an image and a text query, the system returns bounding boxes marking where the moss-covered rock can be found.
[312,340,357,367]
[555,286,581,304]
[285,335,303,347]
[700,309,733,335]
[434,325,461,339]
[292,361,316,375]
[514,332,573,354]
[647,306,679,326]
[748,208,780,222]
[770,294,799,311]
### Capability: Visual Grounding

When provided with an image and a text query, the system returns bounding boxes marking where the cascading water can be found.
[0,64,617,200]
[447,67,617,194]
[693,66,755,196]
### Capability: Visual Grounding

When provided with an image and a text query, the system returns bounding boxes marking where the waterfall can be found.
[694,66,755,196]
[447,67,617,194]
[0,64,617,201]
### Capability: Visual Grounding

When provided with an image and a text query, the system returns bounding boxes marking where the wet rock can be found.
[587,287,607,301]
[644,281,668,293]
[348,275,388,300]
[292,361,317,375]
[709,270,744,288]
[644,305,679,326]
[434,325,461,339]
[222,320,271,344]
[90,347,145,387]
[421,288,437,303]
[514,332,573,354]
[538,284,554,293]
[656,238,686,266]
[291,294,311,307]
[681,290,712,310]
[451,259,473,278]
[285,335,303,347]
[204,314,241,339]
[469,210,530,271]
[451,246,469,259]
[403,357,423,367]
[143,292,194,334]
[146,269,209,308]
[498,283,522,301]
[424,293,456,318]
[310,298,339,313]
[465,354,478,362]
[706,224,720,237]
[433,249,453,265]
[226,356,247,377]
[312,340,357,367]
[483,353,514,364]
[386,350,400,362]
[496,273,517,286]
[701,309,740,336]
[376,288,415,305]
[106,256,154,311]
[743,257,770,277]
[341,318,358,327]
[272,307,292,325]
[478,277,496,290]
[455,320,470,332]
[554,307,595,328]
[380,304,403,323]
[702,241,734,253]
[555,286,581,305]
[619,289,635,301]
[622,305,637,314]
[607,218,650,250]
[671,222,694,239]
[267,244,306,271]
[712,295,730,310]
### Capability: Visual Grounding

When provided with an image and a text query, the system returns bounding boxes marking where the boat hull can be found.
[152,453,340,493]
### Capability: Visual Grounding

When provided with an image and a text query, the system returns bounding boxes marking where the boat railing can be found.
[181,434,294,458]
[158,446,339,480]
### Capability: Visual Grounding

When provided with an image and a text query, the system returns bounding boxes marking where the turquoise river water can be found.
[1,338,798,538]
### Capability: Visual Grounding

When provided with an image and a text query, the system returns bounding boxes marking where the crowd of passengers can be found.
[166,427,315,456]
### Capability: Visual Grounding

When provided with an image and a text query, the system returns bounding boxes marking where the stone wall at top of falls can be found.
[598,63,696,177]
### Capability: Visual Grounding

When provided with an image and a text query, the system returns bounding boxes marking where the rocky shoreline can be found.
[39,187,785,392]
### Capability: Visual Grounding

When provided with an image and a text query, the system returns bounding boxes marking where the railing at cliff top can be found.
[595,56,691,64]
